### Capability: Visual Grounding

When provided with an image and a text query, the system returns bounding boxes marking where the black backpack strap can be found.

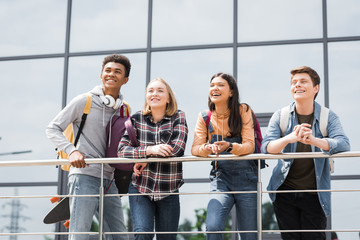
[74,113,88,147]
[74,94,92,147]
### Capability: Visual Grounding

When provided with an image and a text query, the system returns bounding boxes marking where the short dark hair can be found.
[290,66,320,99]
[102,54,131,77]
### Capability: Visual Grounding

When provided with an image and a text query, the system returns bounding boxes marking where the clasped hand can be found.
[204,141,231,157]
[287,123,314,145]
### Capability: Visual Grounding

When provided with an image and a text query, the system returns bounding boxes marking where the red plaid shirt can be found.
[118,110,188,201]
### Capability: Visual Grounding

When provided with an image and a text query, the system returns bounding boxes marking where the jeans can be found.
[273,184,327,240]
[128,183,180,240]
[206,165,258,240]
[68,174,128,240]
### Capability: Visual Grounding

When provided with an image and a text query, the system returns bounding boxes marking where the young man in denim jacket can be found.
[261,66,350,240]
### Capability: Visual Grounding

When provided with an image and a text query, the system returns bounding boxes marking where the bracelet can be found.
[225,142,233,152]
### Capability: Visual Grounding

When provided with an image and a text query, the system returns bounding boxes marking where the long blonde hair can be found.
[143,78,178,116]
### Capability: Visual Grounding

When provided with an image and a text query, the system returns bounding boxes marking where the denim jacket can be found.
[261,101,350,216]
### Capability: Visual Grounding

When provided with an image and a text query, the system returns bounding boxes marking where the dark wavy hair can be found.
[208,73,249,137]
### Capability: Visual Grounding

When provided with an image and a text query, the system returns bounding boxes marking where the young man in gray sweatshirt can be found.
[46,54,131,240]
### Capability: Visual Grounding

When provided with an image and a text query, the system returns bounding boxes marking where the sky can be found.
[0,0,360,239]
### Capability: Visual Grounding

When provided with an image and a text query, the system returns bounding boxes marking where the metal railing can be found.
[1,151,360,240]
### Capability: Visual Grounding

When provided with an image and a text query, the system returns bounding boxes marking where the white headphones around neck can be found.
[100,95,122,110]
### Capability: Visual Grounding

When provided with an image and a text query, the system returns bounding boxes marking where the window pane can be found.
[238,0,323,42]
[151,48,233,178]
[70,0,148,52]
[328,41,360,175]
[179,183,210,232]
[152,0,233,47]
[0,58,63,182]
[0,186,59,240]
[67,53,147,114]
[327,0,360,37]
[237,43,325,113]
[0,0,67,57]
[332,181,360,240]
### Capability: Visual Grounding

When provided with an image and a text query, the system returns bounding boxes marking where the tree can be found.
[178,208,232,240]
[262,201,279,231]
[178,202,279,240]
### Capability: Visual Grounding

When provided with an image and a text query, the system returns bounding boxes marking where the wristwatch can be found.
[225,143,233,153]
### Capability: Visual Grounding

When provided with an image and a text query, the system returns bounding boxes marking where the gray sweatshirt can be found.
[46,85,126,180]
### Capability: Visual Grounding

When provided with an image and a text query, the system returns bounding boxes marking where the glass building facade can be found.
[0,0,359,239]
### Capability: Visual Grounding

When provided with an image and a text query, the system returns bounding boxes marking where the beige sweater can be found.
[191,104,255,157]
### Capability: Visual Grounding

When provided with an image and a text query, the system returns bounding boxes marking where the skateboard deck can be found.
[43,196,70,224]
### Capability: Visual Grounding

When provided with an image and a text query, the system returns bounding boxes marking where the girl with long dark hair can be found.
[191,73,257,240]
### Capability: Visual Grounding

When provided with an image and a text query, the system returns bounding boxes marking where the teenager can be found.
[191,73,257,240]
[46,54,131,240]
[261,66,350,240]
[118,78,188,240]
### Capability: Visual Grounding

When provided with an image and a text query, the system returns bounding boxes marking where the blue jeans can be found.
[128,183,180,240]
[206,165,258,240]
[68,174,128,240]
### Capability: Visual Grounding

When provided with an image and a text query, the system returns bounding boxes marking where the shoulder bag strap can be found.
[125,118,139,147]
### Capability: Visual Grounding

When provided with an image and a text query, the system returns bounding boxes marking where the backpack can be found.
[279,105,334,173]
[58,93,92,171]
[105,101,133,169]
[201,109,266,169]
[105,102,140,194]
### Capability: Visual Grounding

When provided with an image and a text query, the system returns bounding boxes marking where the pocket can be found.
[209,168,218,181]
[246,170,258,183]
[68,175,80,195]
[160,129,172,144]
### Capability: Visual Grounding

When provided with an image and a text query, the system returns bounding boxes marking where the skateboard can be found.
[43,196,70,228]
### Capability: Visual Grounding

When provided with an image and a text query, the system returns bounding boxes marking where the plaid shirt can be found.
[118,110,188,201]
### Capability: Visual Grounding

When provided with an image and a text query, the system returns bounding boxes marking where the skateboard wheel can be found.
[50,197,61,203]
[64,220,70,228]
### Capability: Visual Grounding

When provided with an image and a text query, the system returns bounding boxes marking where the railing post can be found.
[257,158,262,240]
[98,163,104,240]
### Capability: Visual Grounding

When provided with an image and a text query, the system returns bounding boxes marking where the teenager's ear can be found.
[314,84,319,94]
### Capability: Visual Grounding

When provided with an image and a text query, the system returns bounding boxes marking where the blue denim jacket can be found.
[261,101,350,216]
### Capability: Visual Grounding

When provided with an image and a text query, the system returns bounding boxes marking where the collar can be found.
[144,113,171,123]
[290,101,322,122]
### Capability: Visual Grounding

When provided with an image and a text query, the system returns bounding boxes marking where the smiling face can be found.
[101,62,129,95]
[146,80,170,111]
[291,73,319,101]
[209,77,233,105]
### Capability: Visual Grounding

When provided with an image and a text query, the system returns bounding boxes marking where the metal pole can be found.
[257,159,262,240]
[98,164,104,240]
